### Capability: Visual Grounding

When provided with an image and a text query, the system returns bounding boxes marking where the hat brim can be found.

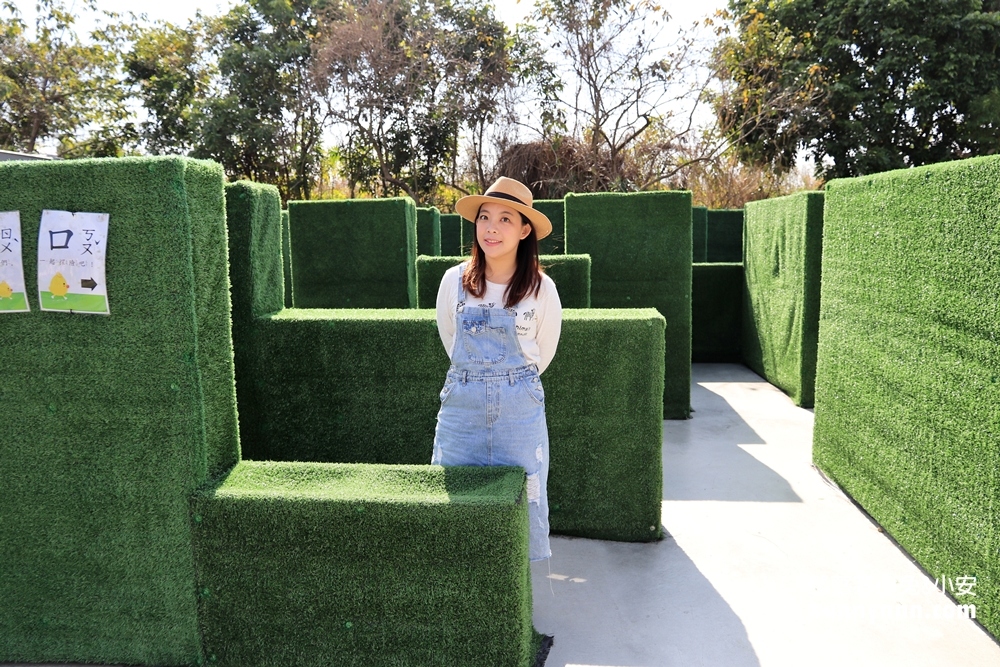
[455,195,552,240]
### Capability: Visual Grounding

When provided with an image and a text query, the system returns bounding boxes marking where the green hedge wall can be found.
[692,263,742,362]
[742,191,824,407]
[0,157,238,665]
[814,156,1000,640]
[417,206,442,256]
[288,198,417,308]
[564,191,691,418]
[707,208,744,262]
[440,212,462,256]
[534,199,565,255]
[245,308,665,542]
[692,205,708,262]
[225,182,285,456]
[191,461,534,667]
[414,254,592,309]
[280,209,293,307]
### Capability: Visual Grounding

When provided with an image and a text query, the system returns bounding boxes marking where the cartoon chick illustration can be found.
[49,272,70,298]
[0,281,12,299]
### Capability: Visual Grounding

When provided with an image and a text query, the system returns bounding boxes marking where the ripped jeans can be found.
[432,365,551,561]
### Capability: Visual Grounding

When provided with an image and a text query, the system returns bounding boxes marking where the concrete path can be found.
[531,363,1000,667]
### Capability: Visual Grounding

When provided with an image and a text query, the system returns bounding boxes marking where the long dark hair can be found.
[462,211,542,308]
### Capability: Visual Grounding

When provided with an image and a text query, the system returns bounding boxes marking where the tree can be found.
[312,0,531,204]
[0,0,135,156]
[717,0,1000,178]
[516,0,715,193]
[122,17,214,155]
[193,0,330,202]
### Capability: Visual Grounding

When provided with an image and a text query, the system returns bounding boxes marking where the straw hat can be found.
[454,177,552,240]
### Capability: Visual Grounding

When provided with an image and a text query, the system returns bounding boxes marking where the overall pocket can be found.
[461,318,508,365]
[521,374,545,406]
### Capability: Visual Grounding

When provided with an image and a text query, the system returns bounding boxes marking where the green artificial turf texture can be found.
[280,209,294,307]
[692,263,742,362]
[814,155,1000,640]
[225,181,285,459]
[414,254,592,309]
[0,156,238,665]
[288,198,417,308]
[191,460,534,667]
[692,205,708,262]
[417,206,442,256]
[707,208,744,263]
[742,192,823,407]
[534,199,565,255]
[564,190,691,418]
[245,308,665,542]
[440,212,462,256]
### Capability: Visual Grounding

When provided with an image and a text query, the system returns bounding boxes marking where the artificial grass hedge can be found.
[280,209,293,307]
[440,212,462,256]
[564,190,691,418]
[414,254,592,309]
[742,191,824,407]
[692,263,742,362]
[225,182,285,455]
[417,206,442,256]
[191,461,534,667]
[0,157,238,665]
[692,205,708,262]
[247,308,665,542]
[813,156,1000,640]
[707,208,744,262]
[534,199,565,255]
[288,197,417,308]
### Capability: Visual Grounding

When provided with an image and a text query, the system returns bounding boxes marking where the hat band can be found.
[486,191,528,206]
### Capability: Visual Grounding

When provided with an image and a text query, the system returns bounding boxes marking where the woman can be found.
[432,177,562,562]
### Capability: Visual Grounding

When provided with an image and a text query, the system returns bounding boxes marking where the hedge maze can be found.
[742,192,824,407]
[11,147,999,661]
[813,156,1000,640]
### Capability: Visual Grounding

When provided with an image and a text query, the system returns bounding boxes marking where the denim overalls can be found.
[432,264,551,561]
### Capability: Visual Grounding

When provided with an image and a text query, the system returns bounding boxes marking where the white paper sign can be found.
[0,211,29,313]
[37,210,110,315]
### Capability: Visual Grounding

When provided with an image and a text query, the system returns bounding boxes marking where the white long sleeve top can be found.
[435,264,563,374]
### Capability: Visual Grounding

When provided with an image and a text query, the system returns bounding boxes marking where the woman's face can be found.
[476,201,531,263]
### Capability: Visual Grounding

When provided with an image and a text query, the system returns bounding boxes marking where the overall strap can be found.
[457,261,469,302]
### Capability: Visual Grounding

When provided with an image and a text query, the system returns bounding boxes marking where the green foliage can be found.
[122,17,213,155]
[193,0,329,201]
[0,156,236,664]
[564,190,691,418]
[706,208,743,263]
[313,0,533,205]
[287,198,417,308]
[814,156,1000,638]
[692,263,742,363]
[719,0,1000,178]
[191,461,534,667]
[743,191,823,407]
[414,254,592,309]
[0,0,137,156]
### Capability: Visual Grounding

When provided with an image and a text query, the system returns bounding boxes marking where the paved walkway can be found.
[531,363,1000,667]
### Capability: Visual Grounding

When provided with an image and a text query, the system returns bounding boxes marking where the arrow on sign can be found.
[81,278,98,290]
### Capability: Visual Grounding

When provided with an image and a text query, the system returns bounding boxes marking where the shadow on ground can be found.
[662,373,802,503]
[532,534,761,667]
